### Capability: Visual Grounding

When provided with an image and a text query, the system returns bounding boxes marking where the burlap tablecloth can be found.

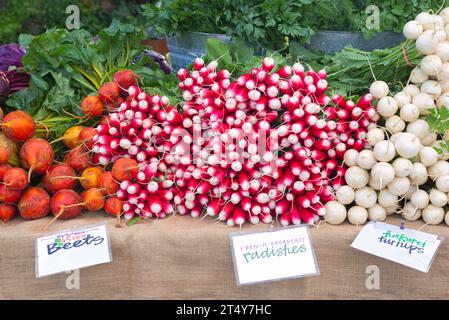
[1,213,448,300]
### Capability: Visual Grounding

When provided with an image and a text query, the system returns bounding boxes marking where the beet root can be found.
[50,189,83,220]
[81,188,104,211]
[43,164,78,194]
[18,187,50,220]
[0,184,22,203]
[98,82,120,106]
[0,203,16,222]
[20,138,54,179]
[105,197,123,217]
[2,110,36,142]
[80,166,103,189]
[79,127,96,150]
[63,146,90,173]
[112,158,138,182]
[113,69,138,93]
[98,171,119,195]
[81,96,104,118]
[3,167,28,190]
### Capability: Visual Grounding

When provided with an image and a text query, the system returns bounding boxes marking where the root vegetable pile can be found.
[171,57,378,226]
[329,7,449,227]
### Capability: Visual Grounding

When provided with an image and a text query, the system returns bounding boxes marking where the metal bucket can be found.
[166,32,231,71]
[305,30,405,54]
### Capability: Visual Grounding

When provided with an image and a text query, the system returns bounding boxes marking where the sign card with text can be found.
[36,224,112,278]
[351,221,443,273]
[230,225,319,285]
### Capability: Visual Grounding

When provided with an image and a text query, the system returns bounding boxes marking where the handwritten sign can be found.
[351,222,443,273]
[36,224,112,278]
[230,226,319,285]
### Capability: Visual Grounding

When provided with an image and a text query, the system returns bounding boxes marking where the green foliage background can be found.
[0,0,146,44]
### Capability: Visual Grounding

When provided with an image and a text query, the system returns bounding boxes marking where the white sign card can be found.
[36,223,112,278]
[351,221,443,273]
[230,225,319,285]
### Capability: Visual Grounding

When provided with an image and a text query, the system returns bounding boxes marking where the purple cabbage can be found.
[0,44,26,72]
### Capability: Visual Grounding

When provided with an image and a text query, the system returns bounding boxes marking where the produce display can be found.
[328,9,449,226]
[2,7,449,230]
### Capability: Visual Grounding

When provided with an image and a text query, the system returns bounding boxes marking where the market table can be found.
[1,213,448,300]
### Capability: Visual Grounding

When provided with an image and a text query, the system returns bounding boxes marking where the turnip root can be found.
[428,160,449,178]
[429,188,448,207]
[366,128,384,147]
[1,111,36,142]
[415,33,439,55]
[420,55,442,76]
[335,185,355,205]
[404,84,420,96]
[394,91,411,107]
[407,119,430,139]
[385,206,398,215]
[354,187,377,208]
[420,80,441,96]
[373,140,395,162]
[377,97,398,117]
[378,189,399,208]
[412,93,435,115]
[394,133,421,158]
[357,150,377,169]
[410,163,428,185]
[370,162,395,187]
[402,202,422,221]
[387,177,411,196]
[400,104,420,122]
[18,187,50,220]
[324,201,347,225]
[345,166,369,189]
[411,189,430,209]
[368,204,387,222]
[422,205,445,225]
[0,203,16,222]
[370,81,389,99]
[347,206,368,225]
[403,20,424,40]
[392,158,413,177]
[436,175,449,192]
[410,67,429,84]
[419,146,439,167]
[343,149,359,167]
[421,132,437,146]
[385,115,405,133]
[445,211,449,226]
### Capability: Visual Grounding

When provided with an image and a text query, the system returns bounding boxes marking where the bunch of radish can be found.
[328,77,449,226]
[173,57,378,226]
[90,83,182,221]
